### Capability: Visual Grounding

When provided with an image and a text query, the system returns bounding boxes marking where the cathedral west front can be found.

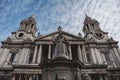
[0,15,120,80]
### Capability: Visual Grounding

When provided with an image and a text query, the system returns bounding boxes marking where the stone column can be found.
[19,48,25,63]
[94,49,103,64]
[12,75,15,80]
[32,45,38,63]
[82,46,87,63]
[29,75,32,80]
[90,48,97,64]
[0,48,3,56]
[24,48,30,63]
[105,75,108,80]
[6,53,12,64]
[69,45,72,60]
[113,48,120,64]
[19,48,29,63]
[109,50,116,66]
[48,44,51,59]
[99,75,103,80]
[0,48,9,66]
[111,49,119,66]
[78,45,83,62]
[37,45,42,63]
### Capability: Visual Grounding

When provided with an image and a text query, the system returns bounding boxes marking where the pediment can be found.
[36,30,84,41]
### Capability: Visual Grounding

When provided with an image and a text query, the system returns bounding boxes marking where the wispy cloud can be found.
[0,0,120,46]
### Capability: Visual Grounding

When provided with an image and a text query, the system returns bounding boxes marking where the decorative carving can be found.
[86,37,95,42]
[16,31,26,39]
[94,30,104,39]
[24,38,32,42]
[78,32,82,38]
[82,73,91,80]
[108,37,116,42]
[6,37,12,42]
[99,48,110,53]
[9,48,20,53]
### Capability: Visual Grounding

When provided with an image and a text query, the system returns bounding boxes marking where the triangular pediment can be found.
[36,30,84,41]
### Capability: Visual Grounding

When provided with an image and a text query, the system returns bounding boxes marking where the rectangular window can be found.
[41,44,49,61]
[86,53,92,63]
[29,52,34,64]
[9,53,16,62]
[71,45,78,60]
[103,53,110,62]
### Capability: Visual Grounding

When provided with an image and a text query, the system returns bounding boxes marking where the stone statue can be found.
[82,73,91,80]
[53,33,69,59]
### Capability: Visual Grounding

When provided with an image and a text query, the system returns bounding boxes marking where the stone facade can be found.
[0,15,120,80]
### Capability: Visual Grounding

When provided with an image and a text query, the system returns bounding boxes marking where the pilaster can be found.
[0,48,9,66]
[113,48,120,64]
[48,44,51,59]
[82,46,87,63]
[37,45,42,63]
[12,75,15,80]
[69,45,72,60]
[95,49,103,64]
[78,45,83,62]
[32,45,38,63]
[90,48,97,64]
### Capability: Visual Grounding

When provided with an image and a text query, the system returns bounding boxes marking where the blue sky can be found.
[0,0,120,46]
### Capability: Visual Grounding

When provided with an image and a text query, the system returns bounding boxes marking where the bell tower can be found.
[9,15,37,42]
[18,14,37,36]
[82,14,110,42]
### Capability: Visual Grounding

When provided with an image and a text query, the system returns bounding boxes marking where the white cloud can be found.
[0,0,120,46]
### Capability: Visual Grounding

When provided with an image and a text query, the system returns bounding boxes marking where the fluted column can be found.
[94,49,103,64]
[29,75,32,80]
[113,48,120,64]
[48,44,51,59]
[37,45,42,63]
[105,75,108,80]
[0,48,9,66]
[90,48,97,64]
[12,75,15,80]
[24,48,30,63]
[111,49,119,66]
[32,45,38,63]
[5,53,12,65]
[69,45,72,60]
[82,46,87,63]
[78,45,83,62]
[99,75,103,80]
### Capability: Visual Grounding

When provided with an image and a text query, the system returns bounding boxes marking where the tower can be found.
[82,14,109,42]
[13,14,37,42]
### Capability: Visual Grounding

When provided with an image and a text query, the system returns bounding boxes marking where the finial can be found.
[85,13,88,17]
[32,14,35,18]
[37,32,41,37]
[58,26,62,31]
[78,32,82,37]
[85,13,90,18]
